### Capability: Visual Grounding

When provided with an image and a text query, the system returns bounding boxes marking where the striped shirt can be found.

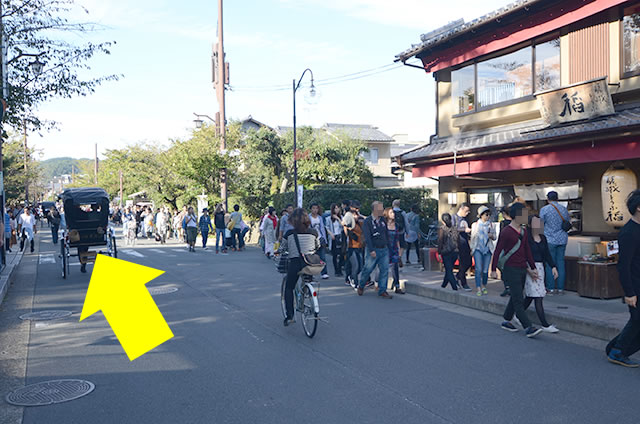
[281,229,320,258]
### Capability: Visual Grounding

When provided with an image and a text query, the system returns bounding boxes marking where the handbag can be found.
[293,232,325,275]
[550,203,572,232]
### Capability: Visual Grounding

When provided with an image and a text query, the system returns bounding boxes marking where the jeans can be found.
[545,243,566,291]
[346,247,363,284]
[284,257,305,319]
[317,246,328,276]
[51,224,59,244]
[231,228,241,249]
[608,306,640,357]
[358,247,389,295]
[441,252,458,289]
[201,230,209,248]
[215,229,225,251]
[457,241,471,287]
[390,262,400,288]
[473,250,492,288]
[502,266,532,329]
[331,242,344,275]
[240,227,249,249]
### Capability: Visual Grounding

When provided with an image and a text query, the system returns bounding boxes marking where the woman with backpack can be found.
[438,213,459,291]
[326,203,344,277]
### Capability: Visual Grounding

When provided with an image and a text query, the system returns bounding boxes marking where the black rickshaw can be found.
[59,188,117,278]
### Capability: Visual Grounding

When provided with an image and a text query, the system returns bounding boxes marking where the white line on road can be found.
[121,250,145,258]
[172,249,188,253]
[38,254,56,264]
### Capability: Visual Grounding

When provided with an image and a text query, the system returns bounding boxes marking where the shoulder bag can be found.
[550,203,572,232]
[293,232,325,275]
[497,227,524,273]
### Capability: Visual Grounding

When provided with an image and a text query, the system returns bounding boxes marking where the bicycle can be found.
[279,256,320,338]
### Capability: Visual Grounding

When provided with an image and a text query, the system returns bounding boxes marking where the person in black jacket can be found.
[356,201,392,299]
[606,190,640,367]
[522,215,559,333]
[213,204,227,253]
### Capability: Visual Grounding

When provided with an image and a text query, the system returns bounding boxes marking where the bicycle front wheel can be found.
[280,276,288,319]
[300,285,318,338]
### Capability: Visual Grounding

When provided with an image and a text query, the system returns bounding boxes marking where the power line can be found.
[228,62,406,93]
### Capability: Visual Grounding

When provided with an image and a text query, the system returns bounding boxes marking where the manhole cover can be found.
[19,310,73,321]
[148,286,178,296]
[6,379,95,406]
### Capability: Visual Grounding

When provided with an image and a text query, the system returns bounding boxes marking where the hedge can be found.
[271,186,438,230]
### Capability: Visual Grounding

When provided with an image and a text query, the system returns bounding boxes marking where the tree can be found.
[2,133,41,205]
[2,0,120,131]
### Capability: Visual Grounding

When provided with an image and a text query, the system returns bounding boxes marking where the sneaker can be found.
[513,316,523,328]
[482,287,488,295]
[344,279,351,286]
[365,281,375,288]
[607,349,639,368]
[394,287,405,294]
[283,317,296,327]
[379,291,393,299]
[476,290,483,297]
[322,274,329,280]
[501,321,518,332]
[500,289,510,297]
[203,247,208,250]
[526,327,543,338]
[463,285,472,292]
[542,324,559,333]
[357,287,364,296]
[80,264,87,273]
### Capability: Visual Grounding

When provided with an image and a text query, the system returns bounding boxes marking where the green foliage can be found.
[2,134,43,205]
[2,0,120,131]
[40,157,92,179]
[271,186,438,222]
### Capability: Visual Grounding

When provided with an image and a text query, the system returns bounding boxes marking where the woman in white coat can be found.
[261,206,278,258]
[470,206,496,296]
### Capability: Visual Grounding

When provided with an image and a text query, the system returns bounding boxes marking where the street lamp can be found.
[292,68,315,208]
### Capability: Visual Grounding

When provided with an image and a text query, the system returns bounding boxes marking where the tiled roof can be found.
[395,0,544,62]
[323,123,394,142]
[400,106,640,163]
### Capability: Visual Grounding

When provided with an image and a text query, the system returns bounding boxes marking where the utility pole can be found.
[119,170,123,209]
[23,120,28,206]
[0,2,5,267]
[215,0,228,211]
[94,143,98,185]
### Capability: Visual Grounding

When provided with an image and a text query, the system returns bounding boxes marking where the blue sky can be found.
[34,0,510,159]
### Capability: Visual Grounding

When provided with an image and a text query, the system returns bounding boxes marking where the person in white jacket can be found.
[470,206,496,296]
[261,207,278,258]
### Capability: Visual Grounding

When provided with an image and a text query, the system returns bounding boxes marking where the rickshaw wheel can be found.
[61,240,68,279]
[110,236,118,258]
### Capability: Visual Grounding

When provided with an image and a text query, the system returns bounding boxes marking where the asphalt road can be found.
[1,228,638,424]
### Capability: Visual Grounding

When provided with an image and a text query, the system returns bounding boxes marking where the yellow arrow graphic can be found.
[80,255,174,361]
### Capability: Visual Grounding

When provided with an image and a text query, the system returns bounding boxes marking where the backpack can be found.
[440,226,458,254]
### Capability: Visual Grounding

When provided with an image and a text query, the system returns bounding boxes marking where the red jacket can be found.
[491,225,536,271]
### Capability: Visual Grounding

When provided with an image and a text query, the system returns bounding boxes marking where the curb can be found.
[403,280,623,342]
[0,250,26,307]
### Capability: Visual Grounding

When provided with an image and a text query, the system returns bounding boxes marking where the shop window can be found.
[535,39,561,91]
[477,46,533,108]
[623,6,640,77]
[452,65,475,114]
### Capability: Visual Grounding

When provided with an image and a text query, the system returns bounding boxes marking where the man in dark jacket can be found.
[606,190,640,367]
[356,201,392,299]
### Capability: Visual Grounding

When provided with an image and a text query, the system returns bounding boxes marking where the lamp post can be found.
[193,112,228,211]
[292,68,316,208]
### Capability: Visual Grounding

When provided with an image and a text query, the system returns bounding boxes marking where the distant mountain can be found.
[40,157,93,179]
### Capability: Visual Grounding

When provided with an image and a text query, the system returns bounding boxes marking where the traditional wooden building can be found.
[396,0,640,296]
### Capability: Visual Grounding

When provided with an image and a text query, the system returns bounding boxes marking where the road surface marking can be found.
[121,250,145,258]
[39,254,56,264]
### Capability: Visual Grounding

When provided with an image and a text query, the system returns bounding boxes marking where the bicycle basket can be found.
[276,253,289,274]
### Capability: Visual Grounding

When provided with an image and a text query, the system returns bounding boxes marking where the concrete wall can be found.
[366,142,393,177]
[437,159,640,235]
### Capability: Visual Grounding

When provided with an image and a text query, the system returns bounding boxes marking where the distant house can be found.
[239,116,273,133]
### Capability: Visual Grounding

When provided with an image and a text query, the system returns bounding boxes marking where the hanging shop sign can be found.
[601,163,638,228]
[536,77,614,126]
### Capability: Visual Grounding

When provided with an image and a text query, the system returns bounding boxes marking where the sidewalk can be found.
[0,247,25,307]
[399,264,628,341]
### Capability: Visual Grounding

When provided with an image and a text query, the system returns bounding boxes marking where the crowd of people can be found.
[115,203,250,253]
[258,198,424,324]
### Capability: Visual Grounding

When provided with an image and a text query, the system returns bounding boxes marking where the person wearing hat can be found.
[539,191,570,294]
[198,208,214,250]
[470,205,496,296]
